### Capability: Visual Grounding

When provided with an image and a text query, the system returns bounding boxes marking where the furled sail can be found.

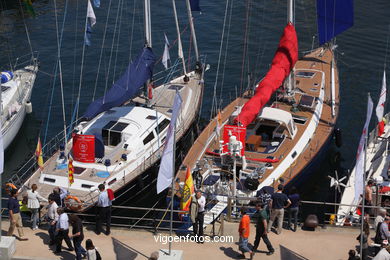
[316,0,354,45]
[83,47,156,120]
[235,23,298,127]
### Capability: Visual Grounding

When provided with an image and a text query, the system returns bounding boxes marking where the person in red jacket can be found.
[238,207,254,259]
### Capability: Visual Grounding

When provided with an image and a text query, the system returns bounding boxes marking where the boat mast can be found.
[172,0,187,75]
[144,0,152,107]
[185,0,199,64]
[286,0,294,94]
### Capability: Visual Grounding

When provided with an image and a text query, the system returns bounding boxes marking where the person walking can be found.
[268,184,291,234]
[253,203,274,255]
[7,189,28,241]
[86,239,102,260]
[69,214,87,260]
[45,194,59,245]
[27,184,48,230]
[238,207,253,259]
[287,186,300,232]
[190,190,205,242]
[54,207,74,254]
[95,184,112,235]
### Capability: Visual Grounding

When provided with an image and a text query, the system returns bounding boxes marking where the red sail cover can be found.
[73,134,95,163]
[235,23,298,127]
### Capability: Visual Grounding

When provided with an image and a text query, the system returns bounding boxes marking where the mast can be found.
[185,0,199,64]
[286,0,294,94]
[172,0,187,75]
[144,0,152,107]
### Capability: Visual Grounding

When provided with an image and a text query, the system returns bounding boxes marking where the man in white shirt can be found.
[192,191,206,243]
[54,208,74,254]
[46,195,59,245]
[96,184,112,235]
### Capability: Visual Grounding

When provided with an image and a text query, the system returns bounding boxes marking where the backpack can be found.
[107,189,115,201]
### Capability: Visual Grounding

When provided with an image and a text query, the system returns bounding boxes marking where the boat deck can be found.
[176,48,339,191]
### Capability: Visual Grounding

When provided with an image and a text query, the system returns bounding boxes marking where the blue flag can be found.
[190,0,201,11]
[93,0,100,8]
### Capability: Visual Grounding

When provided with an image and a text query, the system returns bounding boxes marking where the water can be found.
[0,0,389,213]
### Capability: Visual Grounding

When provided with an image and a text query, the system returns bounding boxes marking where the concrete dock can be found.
[1,220,360,260]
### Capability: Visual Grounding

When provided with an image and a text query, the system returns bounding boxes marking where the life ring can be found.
[64,195,82,212]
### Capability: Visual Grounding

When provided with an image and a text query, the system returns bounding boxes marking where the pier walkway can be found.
[3,220,359,260]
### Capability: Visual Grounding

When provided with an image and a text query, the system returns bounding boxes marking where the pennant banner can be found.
[85,0,96,46]
[354,95,374,201]
[68,156,74,186]
[162,33,170,70]
[35,137,44,169]
[157,92,182,194]
[180,167,195,212]
[376,70,386,136]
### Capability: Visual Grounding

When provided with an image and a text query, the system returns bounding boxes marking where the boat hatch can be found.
[44,177,56,183]
[168,85,184,91]
[296,71,315,78]
[74,166,86,175]
[299,95,315,109]
[102,121,129,147]
[292,114,308,125]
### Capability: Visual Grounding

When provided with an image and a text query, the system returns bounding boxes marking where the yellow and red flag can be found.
[35,137,44,169]
[180,167,195,212]
[68,156,74,186]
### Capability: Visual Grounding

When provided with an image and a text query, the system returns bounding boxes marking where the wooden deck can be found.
[176,47,339,191]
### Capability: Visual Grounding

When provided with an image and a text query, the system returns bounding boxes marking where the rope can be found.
[155,199,172,230]
[112,0,125,82]
[129,199,161,230]
[71,0,80,118]
[92,0,113,102]
[239,0,251,97]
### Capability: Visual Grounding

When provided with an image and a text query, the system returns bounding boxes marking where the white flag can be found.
[157,92,182,193]
[376,70,386,122]
[354,95,374,201]
[162,33,170,70]
[87,0,96,27]
[0,120,3,174]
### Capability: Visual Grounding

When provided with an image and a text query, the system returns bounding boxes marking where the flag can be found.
[22,0,35,17]
[216,111,222,133]
[189,0,201,11]
[68,155,74,186]
[162,33,170,70]
[93,0,100,8]
[0,120,3,175]
[84,0,96,46]
[354,95,374,201]
[180,167,195,212]
[157,92,182,194]
[35,137,44,170]
[376,70,387,136]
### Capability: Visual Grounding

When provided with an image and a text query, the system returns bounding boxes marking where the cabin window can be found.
[296,71,315,78]
[81,184,93,189]
[102,121,129,147]
[44,177,56,183]
[108,178,117,186]
[157,119,170,132]
[143,131,155,145]
[146,115,157,120]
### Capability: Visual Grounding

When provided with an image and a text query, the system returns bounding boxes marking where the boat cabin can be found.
[246,107,296,153]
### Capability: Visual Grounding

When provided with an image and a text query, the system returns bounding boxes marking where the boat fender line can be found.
[205,150,280,163]
[25,101,33,114]
[334,128,342,147]
[64,195,82,212]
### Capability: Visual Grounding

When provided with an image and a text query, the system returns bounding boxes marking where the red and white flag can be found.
[354,95,373,201]
[376,70,387,136]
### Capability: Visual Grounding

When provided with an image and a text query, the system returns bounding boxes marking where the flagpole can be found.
[360,93,370,258]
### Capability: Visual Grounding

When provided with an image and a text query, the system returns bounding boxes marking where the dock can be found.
[4,220,359,260]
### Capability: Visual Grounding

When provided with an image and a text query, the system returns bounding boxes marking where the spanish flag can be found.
[35,137,43,169]
[68,156,74,186]
[180,167,195,212]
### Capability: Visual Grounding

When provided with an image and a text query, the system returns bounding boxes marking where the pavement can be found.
[2,220,359,260]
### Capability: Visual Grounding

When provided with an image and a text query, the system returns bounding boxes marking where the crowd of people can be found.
[5,183,111,260]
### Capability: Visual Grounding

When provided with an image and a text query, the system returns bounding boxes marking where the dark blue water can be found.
[1,0,390,207]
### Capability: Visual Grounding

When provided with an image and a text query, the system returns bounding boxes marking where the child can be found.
[85,239,102,260]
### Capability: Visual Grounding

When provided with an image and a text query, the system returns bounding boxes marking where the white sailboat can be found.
[10,0,205,211]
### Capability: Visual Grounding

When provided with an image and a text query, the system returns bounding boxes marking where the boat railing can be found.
[8,119,82,188]
[13,51,39,71]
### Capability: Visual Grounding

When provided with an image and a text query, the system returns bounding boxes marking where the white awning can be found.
[258,107,297,138]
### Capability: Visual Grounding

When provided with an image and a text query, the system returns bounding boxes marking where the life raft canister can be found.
[1,71,14,84]
[64,195,82,212]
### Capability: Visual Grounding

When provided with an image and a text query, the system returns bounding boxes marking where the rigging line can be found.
[219,0,234,105]
[128,0,138,69]
[54,0,69,145]
[71,0,80,117]
[103,0,122,100]
[17,0,33,57]
[239,0,251,98]
[43,63,58,146]
[92,0,113,102]
[210,0,230,120]
[75,1,91,120]
[112,0,124,82]
[384,24,390,70]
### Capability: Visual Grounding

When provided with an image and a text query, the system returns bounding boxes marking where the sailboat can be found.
[176,0,353,223]
[10,0,205,212]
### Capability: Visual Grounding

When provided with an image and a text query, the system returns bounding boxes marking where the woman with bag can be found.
[86,239,102,260]
[27,184,48,230]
